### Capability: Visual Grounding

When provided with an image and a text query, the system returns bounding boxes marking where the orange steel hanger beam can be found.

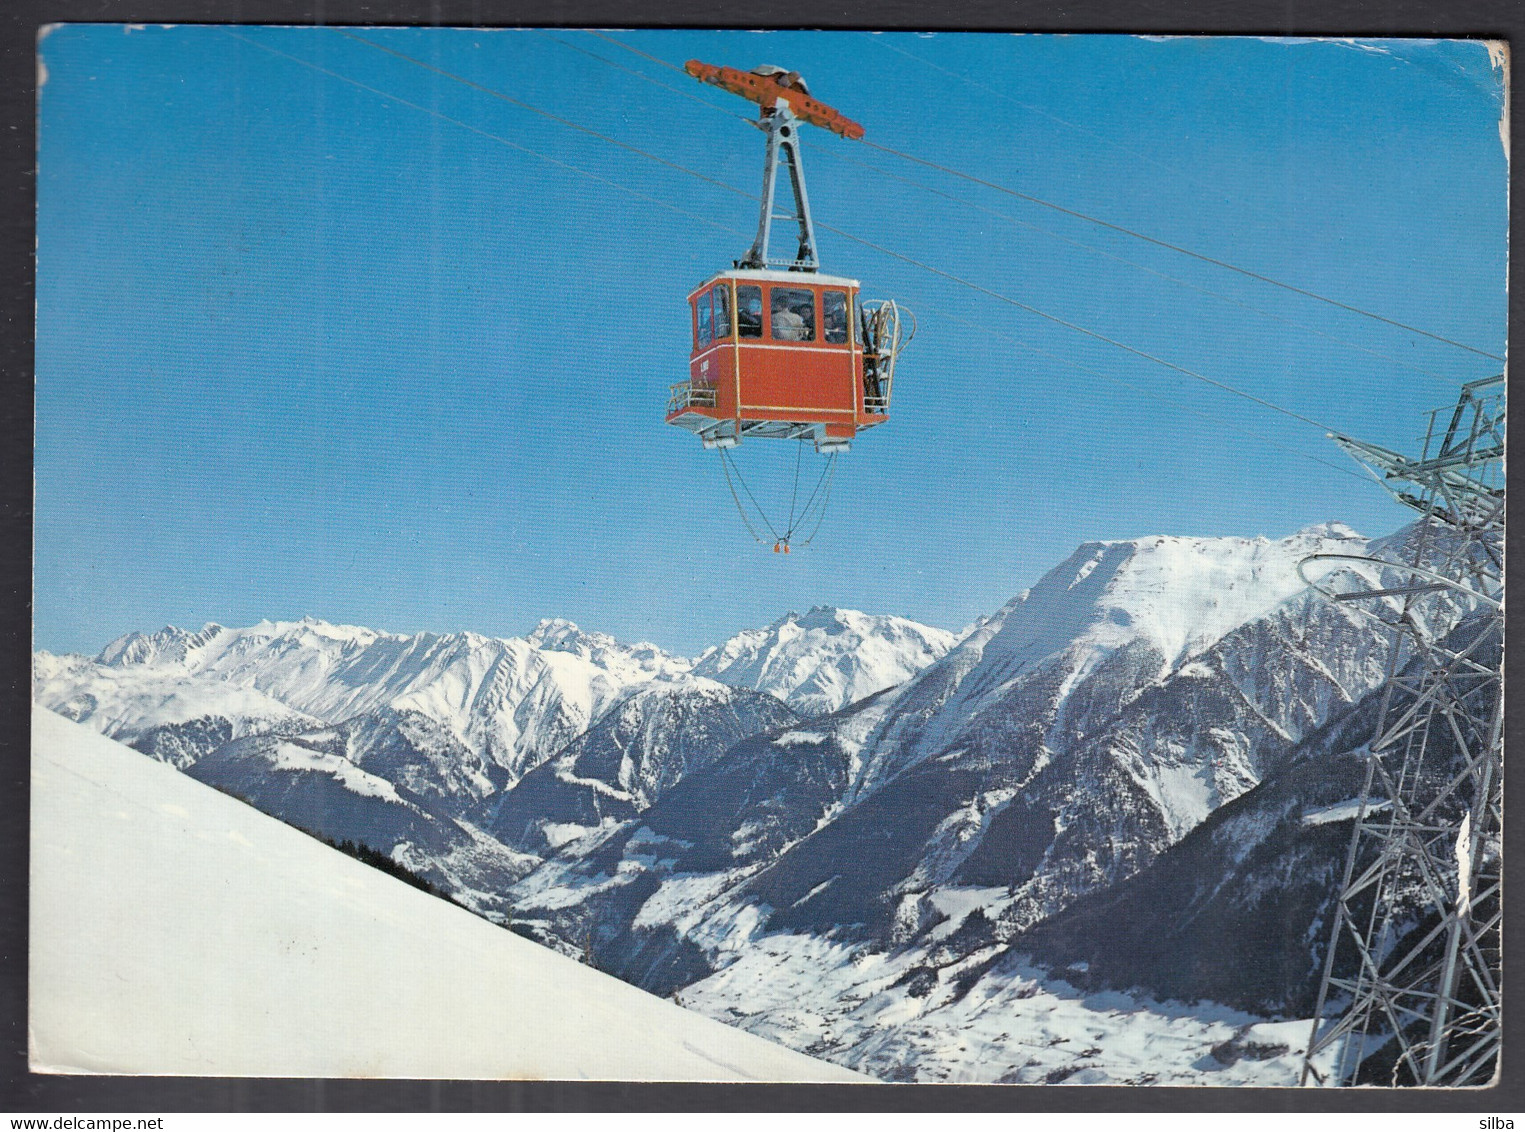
[684,60,866,140]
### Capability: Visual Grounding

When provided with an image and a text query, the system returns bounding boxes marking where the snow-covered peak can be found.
[1296,520,1363,541]
[526,617,690,683]
[233,617,386,650]
[98,622,227,667]
[694,607,957,718]
[984,525,1369,678]
[525,617,586,649]
[844,524,1375,800]
[777,605,871,634]
[783,605,840,629]
[98,618,391,670]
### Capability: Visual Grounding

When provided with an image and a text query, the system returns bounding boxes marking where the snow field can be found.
[29,707,865,1082]
[680,931,1337,1086]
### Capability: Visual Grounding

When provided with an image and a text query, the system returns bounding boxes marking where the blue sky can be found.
[35,28,1507,656]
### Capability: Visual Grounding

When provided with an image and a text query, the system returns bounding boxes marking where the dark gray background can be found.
[2,0,1519,1113]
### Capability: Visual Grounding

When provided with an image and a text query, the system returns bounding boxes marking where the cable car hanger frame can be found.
[666,61,913,464]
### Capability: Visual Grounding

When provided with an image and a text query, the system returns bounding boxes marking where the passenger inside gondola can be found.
[822,289,848,344]
[771,287,815,341]
[738,285,763,337]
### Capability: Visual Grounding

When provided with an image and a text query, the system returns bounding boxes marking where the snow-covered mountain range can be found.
[34,519,1476,1083]
[41,608,952,782]
[52,617,687,783]
[692,607,958,720]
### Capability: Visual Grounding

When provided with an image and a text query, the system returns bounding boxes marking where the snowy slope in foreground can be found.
[29,707,865,1082]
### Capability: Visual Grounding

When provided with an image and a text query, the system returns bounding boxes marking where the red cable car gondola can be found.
[666,62,912,548]
[673,268,891,453]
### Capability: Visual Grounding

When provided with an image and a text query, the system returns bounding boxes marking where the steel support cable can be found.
[561,38,1477,414]
[805,140,1467,389]
[584,29,691,74]
[533,30,755,126]
[547,31,1464,387]
[797,451,833,518]
[784,438,804,537]
[823,223,1341,433]
[717,448,773,541]
[794,455,838,546]
[871,36,1221,196]
[221,30,747,241]
[856,137,1504,363]
[582,30,1503,363]
[1298,553,1502,610]
[723,447,787,541]
[295,28,1348,439]
[727,442,835,547]
[331,29,755,204]
[922,301,1370,483]
[788,451,836,544]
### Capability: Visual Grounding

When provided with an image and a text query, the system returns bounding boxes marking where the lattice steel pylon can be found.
[1300,374,1504,1087]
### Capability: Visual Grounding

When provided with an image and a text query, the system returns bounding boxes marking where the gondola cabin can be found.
[667,268,890,454]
